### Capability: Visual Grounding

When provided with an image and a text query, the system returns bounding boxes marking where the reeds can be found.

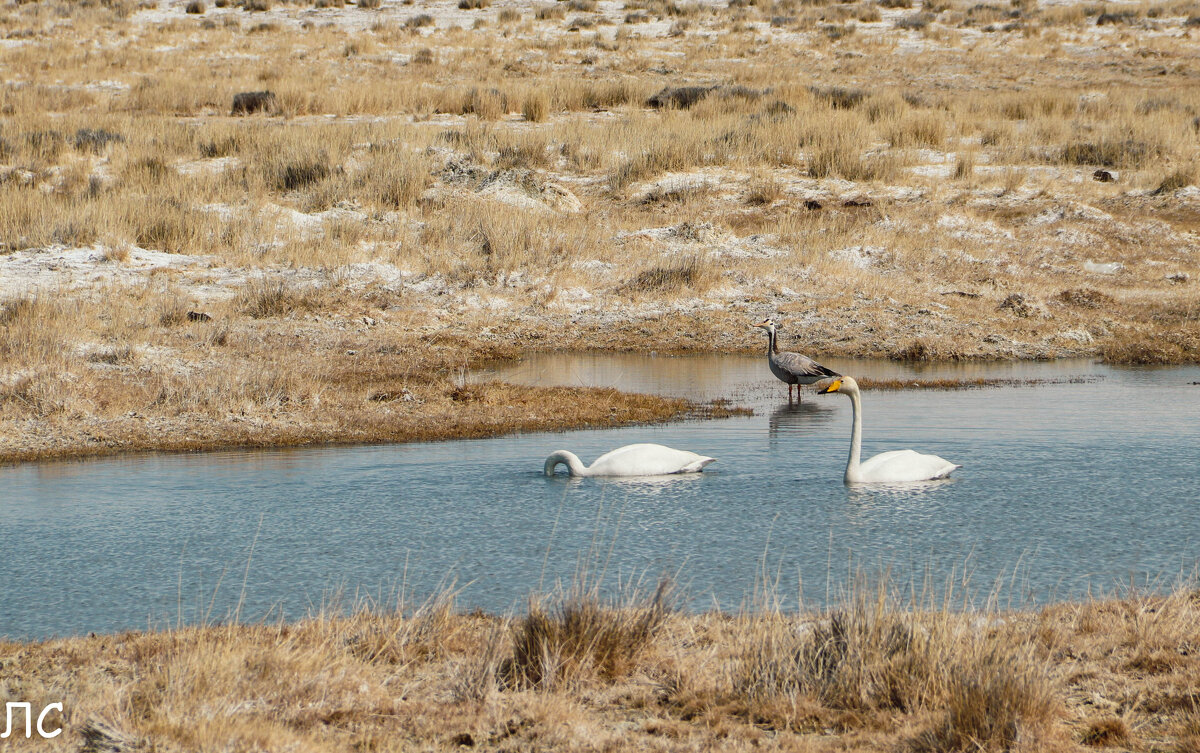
[10,568,1200,750]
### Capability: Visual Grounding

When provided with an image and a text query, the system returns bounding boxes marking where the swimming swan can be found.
[817,377,961,484]
[544,443,716,477]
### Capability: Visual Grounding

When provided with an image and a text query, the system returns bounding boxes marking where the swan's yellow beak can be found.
[816,378,842,394]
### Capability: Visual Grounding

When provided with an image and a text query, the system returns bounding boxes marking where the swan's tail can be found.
[680,456,716,473]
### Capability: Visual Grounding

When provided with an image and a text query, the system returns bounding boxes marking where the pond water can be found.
[2,353,1199,640]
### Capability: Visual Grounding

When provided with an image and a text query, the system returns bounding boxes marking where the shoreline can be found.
[4,581,1198,751]
[2,340,1192,467]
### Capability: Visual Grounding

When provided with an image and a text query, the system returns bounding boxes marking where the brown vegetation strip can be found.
[0,382,701,466]
[4,580,1199,751]
[856,376,1101,390]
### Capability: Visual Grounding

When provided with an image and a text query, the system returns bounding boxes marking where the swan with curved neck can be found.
[752,318,839,402]
[816,377,960,484]
[544,443,716,477]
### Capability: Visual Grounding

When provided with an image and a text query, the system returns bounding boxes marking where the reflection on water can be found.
[768,401,836,440]
[2,354,1200,639]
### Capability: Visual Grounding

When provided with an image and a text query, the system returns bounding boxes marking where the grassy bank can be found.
[3,0,1199,463]
[5,579,1200,751]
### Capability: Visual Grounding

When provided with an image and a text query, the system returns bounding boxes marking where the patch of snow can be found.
[1083,260,1123,275]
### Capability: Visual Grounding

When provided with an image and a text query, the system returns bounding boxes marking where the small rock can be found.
[842,196,872,208]
[1167,272,1189,283]
[450,732,475,747]
[231,90,278,116]
[362,316,377,326]
[347,349,357,355]
[187,311,212,322]
[804,199,823,210]
[1092,169,1118,182]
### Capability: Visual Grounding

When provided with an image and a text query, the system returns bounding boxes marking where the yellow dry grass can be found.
[2,0,1199,463]
[5,576,1200,751]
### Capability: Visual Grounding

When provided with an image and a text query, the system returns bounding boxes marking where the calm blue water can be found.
[1,354,1199,639]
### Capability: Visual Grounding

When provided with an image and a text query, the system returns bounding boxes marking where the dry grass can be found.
[2,0,1200,464]
[6,574,1199,751]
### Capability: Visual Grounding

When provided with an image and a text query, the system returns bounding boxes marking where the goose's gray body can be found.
[754,319,839,401]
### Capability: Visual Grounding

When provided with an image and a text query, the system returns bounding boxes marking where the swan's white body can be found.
[544,443,716,477]
[817,377,960,484]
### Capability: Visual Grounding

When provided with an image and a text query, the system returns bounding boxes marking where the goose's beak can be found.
[751,321,769,329]
[816,378,842,394]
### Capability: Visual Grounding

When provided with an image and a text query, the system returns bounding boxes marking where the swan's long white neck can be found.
[544,450,589,477]
[846,386,863,483]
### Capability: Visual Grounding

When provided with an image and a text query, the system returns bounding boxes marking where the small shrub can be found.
[537,4,565,19]
[264,152,332,191]
[521,91,549,122]
[953,150,975,181]
[411,47,434,64]
[497,7,520,22]
[809,86,865,109]
[1154,169,1195,195]
[358,0,382,6]
[458,0,490,8]
[1060,139,1157,168]
[1056,288,1114,308]
[1080,718,1130,746]
[620,255,713,295]
[404,13,434,27]
[465,87,508,119]
[244,0,271,10]
[185,0,205,13]
[236,277,323,319]
[895,11,932,28]
[567,0,596,9]
[745,176,783,206]
[503,582,671,689]
[73,128,125,153]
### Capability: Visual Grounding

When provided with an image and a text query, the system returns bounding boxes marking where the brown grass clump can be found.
[1056,288,1115,308]
[1155,168,1196,194]
[8,568,1200,751]
[505,581,671,689]
[520,90,549,122]
[1080,717,1131,747]
[236,277,326,318]
[620,255,714,295]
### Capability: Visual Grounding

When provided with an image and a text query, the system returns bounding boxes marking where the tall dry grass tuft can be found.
[730,576,1057,748]
[620,255,715,295]
[504,579,672,689]
[236,277,327,319]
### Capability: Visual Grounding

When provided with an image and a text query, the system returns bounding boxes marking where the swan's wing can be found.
[773,351,840,382]
[588,444,714,476]
[859,449,960,483]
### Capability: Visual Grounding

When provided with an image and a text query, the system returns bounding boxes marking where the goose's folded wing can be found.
[774,352,840,378]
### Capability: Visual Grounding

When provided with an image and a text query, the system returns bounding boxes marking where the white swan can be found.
[544,443,716,477]
[816,377,961,484]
